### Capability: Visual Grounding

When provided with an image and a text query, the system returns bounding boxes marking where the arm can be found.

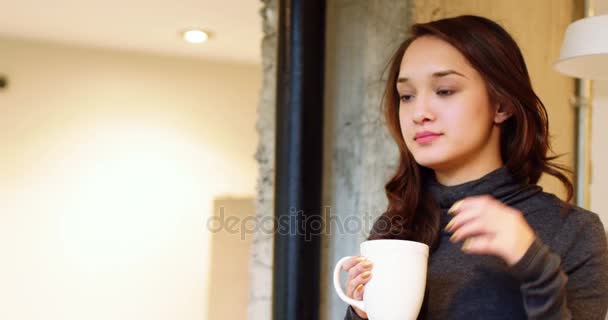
[509,238,570,319]
[510,214,608,319]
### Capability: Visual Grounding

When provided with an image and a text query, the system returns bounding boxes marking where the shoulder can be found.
[556,204,607,259]
[534,191,605,231]
[518,191,606,259]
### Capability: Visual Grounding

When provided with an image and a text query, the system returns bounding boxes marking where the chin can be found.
[411,152,453,171]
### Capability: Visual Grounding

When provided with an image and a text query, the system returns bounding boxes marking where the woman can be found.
[342,15,608,319]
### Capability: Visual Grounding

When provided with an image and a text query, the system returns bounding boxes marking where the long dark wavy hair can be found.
[367,15,573,250]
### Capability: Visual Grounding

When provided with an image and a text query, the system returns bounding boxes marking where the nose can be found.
[412,95,435,124]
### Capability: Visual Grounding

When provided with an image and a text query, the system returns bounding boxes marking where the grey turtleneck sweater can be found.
[344,167,608,319]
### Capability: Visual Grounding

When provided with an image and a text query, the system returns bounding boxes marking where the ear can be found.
[493,103,512,124]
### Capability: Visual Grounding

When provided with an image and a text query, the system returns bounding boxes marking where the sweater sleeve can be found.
[509,212,608,320]
[344,305,366,320]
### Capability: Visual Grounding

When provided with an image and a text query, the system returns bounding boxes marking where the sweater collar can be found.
[426,166,541,210]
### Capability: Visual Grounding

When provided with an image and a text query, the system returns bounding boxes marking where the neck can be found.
[433,148,504,186]
[434,125,505,186]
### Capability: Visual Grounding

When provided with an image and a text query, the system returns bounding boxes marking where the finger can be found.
[342,257,363,297]
[447,199,466,215]
[353,283,364,300]
[347,274,368,299]
[345,262,372,297]
[448,195,494,215]
[347,259,373,281]
[356,270,372,284]
[346,269,373,298]
[445,206,484,232]
[355,284,364,300]
[345,275,357,297]
[460,234,494,255]
[346,281,355,298]
[450,219,489,243]
[342,256,366,271]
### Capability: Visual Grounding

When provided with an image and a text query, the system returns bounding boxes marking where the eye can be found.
[400,94,414,103]
[436,89,454,97]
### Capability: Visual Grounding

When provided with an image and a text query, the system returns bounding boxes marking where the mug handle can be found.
[333,256,366,312]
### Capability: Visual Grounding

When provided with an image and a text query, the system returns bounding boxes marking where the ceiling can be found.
[0,0,263,64]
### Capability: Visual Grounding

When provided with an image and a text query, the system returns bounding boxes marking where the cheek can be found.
[443,103,493,141]
[398,108,412,136]
[447,91,491,122]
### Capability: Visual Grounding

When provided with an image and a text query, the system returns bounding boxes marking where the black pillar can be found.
[272,0,326,320]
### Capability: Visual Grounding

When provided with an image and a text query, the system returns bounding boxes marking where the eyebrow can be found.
[396,70,467,83]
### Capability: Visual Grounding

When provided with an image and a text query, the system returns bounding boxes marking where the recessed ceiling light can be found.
[182,29,209,44]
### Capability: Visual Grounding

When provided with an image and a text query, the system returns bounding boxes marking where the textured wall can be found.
[320,1,410,319]
[248,1,277,319]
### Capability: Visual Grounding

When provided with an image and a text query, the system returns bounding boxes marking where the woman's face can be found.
[397,36,505,177]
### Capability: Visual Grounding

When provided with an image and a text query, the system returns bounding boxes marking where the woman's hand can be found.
[341,256,373,319]
[444,195,536,266]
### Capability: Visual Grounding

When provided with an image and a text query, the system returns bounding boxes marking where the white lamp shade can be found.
[554,14,608,80]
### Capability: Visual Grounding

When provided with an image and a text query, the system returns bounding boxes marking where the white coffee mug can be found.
[333,239,429,320]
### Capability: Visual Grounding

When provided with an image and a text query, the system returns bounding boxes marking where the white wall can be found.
[590,1,608,229]
[591,80,608,227]
[208,197,255,320]
[0,36,260,320]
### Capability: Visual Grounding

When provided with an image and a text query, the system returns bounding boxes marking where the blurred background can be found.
[0,1,260,319]
[0,1,606,320]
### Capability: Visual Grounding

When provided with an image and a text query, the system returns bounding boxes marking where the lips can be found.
[414,131,442,144]
[415,131,440,139]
